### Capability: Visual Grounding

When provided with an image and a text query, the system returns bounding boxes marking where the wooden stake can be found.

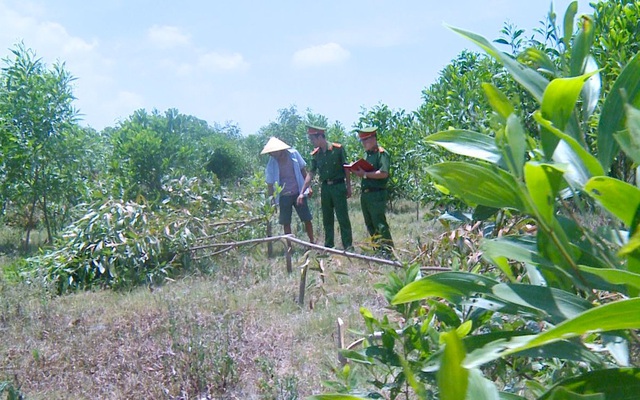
[285,238,292,274]
[266,220,273,258]
[298,258,310,306]
[337,318,346,365]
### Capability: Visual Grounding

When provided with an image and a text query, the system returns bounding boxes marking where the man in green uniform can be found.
[349,127,394,254]
[299,125,353,250]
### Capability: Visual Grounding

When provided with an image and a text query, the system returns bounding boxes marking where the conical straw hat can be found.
[261,137,291,154]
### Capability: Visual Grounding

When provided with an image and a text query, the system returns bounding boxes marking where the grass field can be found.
[0,199,446,399]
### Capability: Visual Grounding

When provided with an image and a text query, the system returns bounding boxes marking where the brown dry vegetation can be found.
[0,200,447,399]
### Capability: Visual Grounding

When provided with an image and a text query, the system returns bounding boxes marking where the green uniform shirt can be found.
[310,143,347,181]
[362,146,390,190]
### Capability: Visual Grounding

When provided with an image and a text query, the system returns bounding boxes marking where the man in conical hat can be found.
[262,137,315,243]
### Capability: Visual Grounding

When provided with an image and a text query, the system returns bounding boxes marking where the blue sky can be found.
[0,0,594,135]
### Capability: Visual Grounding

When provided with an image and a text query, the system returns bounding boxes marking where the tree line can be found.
[0,0,637,254]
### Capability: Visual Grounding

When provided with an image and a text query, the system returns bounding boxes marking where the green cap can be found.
[306,124,326,135]
[357,126,377,140]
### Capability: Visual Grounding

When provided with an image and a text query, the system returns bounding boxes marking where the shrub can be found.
[23,198,196,293]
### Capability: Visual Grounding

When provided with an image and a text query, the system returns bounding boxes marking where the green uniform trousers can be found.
[321,182,353,249]
[360,189,394,251]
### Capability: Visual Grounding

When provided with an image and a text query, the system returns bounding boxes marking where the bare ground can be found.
[1,205,440,399]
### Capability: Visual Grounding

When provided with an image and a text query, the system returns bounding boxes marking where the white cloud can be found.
[174,61,194,76]
[197,51,249,72]
[0,1,115,129]
[0,4,98,60]
[292,42,350,68]
[102,90,145,125]
[147,25,191,49]
[164,51,249,76]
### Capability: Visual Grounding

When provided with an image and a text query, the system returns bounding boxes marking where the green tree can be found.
[0,43,81,247]
[203,133,250,184]
[591,0,640,181]
[108,108,211,201]
[256,106,305,152]
[588,0,639,94]
[418,51,499,134]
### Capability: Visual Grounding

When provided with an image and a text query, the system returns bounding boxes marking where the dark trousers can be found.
[321,182,353,249]
[360,190,393,251]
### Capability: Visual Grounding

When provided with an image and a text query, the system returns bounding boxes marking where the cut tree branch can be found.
[191,234,451,271]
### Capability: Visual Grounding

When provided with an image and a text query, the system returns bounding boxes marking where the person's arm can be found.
[363,170,389,179]
[297,168,313,204]
[267,183,276,206]
[341,148,352,198]
[362,151,390,179]
[265,157,277,201]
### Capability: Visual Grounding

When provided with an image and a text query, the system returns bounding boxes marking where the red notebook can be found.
[343,159,375,172]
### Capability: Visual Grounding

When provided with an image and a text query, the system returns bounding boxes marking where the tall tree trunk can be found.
[41,191,53,243]
[24,165,41,252]
[24,194,38,252]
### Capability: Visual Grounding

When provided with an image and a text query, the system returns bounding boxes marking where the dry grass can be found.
[0,200,445,399]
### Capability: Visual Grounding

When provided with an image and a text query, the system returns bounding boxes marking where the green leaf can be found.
[520,48,559,77]
[487,255,516,282]
[392,272,498,305]
[598,52,640,173]
[581,56,601,119]
[465,299,640,368]
[546,387,604,400]
[562,1,578,50]
[540,73,598,158]
[491,283,592,324]
[482,236,573,284]
[602,333,630,367]
[448,25,549,102]
[569,15,595,77]
[393,272,589,325]
[578,266,640,290]
[534,111,605,187]
[339,349,374,365]
[426,130,502,164]
[525,162,565,225]
[465,332,602,366]
[505,298,640,356]
[614,104,640,164]
[462,296,543,319]
[482,83,514,121]
[499,393,527,400]
[482,236,552,268]
[542,74,597,130]
[427,162,527,212]
[584,176,640,226]
[518,340,604,366]
[308,395,369,400]
[466,368,500,400]
[464,335,535,368]
[619,229,640,256]
[536,219,583,288]
[503,114,526,178]
[539,368,640,400]
[473,205,500,221]
[439,329,469,400]
[457,320,473,337]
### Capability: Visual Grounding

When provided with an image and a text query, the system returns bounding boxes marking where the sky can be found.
[0,0,595,136]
